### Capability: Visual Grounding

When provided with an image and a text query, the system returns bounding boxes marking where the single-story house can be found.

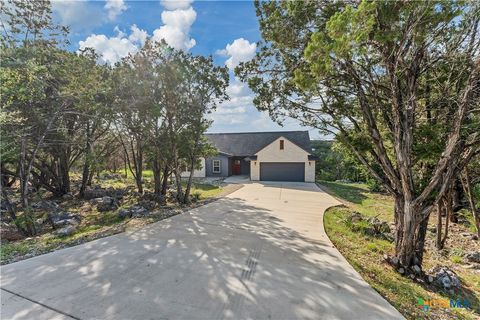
[182,131,318,182]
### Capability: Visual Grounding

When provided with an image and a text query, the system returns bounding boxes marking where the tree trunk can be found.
[415,215,429,265]
[0,177,25,235]
[436,201,443,249]
[462,167,480,237]
[153,157,162,196]
[393,196,404,254]
[183,158,195,204]
[394,198,420,267]
[174,166,183,203]
[57,152,70,196]
[79,122,92,198]
[161,164,169,195]
[19,138,29,209]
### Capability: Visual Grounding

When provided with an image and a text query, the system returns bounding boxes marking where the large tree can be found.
[237,0,480,268]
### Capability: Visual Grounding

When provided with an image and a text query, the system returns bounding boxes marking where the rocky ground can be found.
[320,180,479,320]
[0,174,242,265]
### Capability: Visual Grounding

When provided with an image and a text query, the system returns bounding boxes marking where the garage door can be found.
[260,162,305,182]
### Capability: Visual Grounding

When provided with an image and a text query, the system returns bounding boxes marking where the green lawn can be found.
[182,182,223,200]
[320,180,479,320]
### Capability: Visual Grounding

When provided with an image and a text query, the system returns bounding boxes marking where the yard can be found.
[0,172,234,265]
[320,181,480,320]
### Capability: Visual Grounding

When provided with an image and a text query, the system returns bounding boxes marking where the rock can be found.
[427,275,434,283]
[349,212,363,223]
[31,200,59,211]
[413,265,422,275]
[96,196,119,212]
[466,251,480,264]
[100,173,122,180]
[397,267,405,274]
[409,274,415,280]
[141,193,167,205]
[0,222,24,241]
[45,212,81,228]
[137,200,156,211]
[118,208,132,219]
[391,256,400,267]
[56,225,76,237]
[62,193,74,200]
[118,205,149,219]
[367,217,391,234]
[84,186,125,200]
[413,257,420,266]
[83,187,108,200]
[433,267,461,289]
[364,227,376,236]
[130,206,149,217]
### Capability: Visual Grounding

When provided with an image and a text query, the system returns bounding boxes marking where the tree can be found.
[180,55,229,203]
[237,1,480,269]
[1,0,69,209]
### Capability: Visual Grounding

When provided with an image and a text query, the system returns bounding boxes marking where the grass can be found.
[320,180,480,320]
[186,182,223,199]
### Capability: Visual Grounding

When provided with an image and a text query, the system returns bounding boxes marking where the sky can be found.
[51,0,323,138]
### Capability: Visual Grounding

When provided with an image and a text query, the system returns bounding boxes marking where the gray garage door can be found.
[260,162,305,182]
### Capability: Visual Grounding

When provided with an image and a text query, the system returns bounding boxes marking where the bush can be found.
[191,191,202,202]
[450,255,463,264]
[366,178,382,192]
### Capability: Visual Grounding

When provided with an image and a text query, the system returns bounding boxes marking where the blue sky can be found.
[52,0,321,138]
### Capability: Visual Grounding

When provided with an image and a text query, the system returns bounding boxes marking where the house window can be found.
[212,160,221,173]
[280,139,284,150]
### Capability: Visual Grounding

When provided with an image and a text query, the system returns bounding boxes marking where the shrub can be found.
[450,255,463,264]
[366,178,382,192]
[191,191,202,202]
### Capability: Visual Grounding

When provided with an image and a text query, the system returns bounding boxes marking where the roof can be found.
[205,131,313,156]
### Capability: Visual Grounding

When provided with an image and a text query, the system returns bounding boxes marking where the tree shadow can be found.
[317,181,369,205]
[1,193,402,320]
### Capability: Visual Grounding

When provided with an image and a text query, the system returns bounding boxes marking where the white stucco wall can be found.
[180,158,206,178]
[250,137,315,182]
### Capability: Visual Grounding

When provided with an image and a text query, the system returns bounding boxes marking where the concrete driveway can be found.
[1,182,404,320]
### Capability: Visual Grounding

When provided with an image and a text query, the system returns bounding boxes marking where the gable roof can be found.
[205,131,312,156]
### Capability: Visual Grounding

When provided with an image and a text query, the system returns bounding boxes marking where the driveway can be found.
[1,182,404,320]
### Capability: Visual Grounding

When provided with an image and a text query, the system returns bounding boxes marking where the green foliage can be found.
[366,178,382,192]
[312,139,367,182]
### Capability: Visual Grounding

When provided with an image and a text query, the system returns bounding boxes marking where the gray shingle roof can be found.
[205,131,312,156]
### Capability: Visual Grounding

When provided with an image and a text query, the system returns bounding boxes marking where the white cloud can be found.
[160,0,194,10]
[152,6,196,50]
[209,79,251,125]
[77,1,197,64]
[78,26,147,65]
[51,0,103,31]
[217,38,256,70]
[105,0,127,21]
[129,24,148,46]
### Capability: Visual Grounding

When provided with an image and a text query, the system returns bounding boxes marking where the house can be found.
[183,131,318,182]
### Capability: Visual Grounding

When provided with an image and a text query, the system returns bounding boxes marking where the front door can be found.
[233,160,241,175]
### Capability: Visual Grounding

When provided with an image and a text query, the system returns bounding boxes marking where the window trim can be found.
[212,159,221,173]
[280,139,284,150]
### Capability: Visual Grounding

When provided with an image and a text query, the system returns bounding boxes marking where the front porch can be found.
[228,156,251,176]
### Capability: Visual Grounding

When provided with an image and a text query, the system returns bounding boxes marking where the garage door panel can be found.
[260,162,305,182]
